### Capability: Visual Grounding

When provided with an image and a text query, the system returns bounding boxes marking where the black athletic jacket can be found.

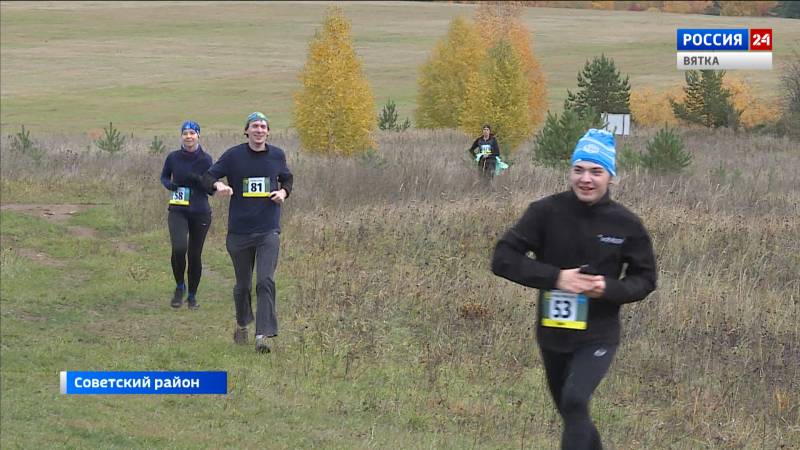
[491,190,657,351]
[467,136,500,159]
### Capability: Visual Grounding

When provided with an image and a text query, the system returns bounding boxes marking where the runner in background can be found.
[467,124,501,179]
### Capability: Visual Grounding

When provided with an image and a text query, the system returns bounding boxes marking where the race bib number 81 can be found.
[242,177,269,197]
[541,290,588,330]
[169,187,190,206]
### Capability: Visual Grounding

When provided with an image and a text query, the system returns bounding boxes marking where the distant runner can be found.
[491,129,657,449]
[467,124,501,179]
[160,120,213,310]
[199,112,293,354]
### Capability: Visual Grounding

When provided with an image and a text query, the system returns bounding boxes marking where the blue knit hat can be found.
[571,129,616,177]
[181,120,200,135]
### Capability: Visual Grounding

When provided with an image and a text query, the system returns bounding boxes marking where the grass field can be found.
[2,1,798,135]
[1,126,799,448]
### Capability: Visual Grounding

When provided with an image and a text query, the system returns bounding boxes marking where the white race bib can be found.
[169,187,190,206]
[541,290,588,330]
[242,177,269,197]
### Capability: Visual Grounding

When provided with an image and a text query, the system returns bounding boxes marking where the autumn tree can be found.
[475,2,547,129]
[565,54,631,116]
[461,39,532,153]
[293,7,376,155]
[415,16,484,128]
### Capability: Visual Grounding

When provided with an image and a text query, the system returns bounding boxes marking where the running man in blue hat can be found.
[491,129,657,449]
[198,112,294,353]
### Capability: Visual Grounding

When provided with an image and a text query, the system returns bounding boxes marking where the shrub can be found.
[96,122,126,153]
[149,135,167,155]
[617,142,642,170]
[8,125,44,162]
[377,99,411,132]
[630,86,682,127]
[640,126,692,172]
[533,108,603,167]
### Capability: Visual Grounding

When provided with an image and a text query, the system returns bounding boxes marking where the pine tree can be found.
[461,39,532,154]
[415,16,484,129]
[773,1,800,18]
[533,108,604,167]
[671,70,740,128]
[565,54,631,116]
[293,7,376,155]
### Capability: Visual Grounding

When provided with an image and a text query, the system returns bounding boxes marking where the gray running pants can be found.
[225,231,280,337]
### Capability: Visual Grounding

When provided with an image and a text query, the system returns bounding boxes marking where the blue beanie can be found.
[181,120,200,135]
[571,129,616,177]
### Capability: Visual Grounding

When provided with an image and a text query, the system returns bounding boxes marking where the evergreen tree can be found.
[461,39,532,154]
[671,70,740,128]
[533,108,604,167]
[565,54,631,116]
[293,7,376,155]
[640,127,692,172]
[772,1,800,18]
[415,16,484,129]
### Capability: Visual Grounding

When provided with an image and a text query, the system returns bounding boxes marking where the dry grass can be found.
[2,127,798,447]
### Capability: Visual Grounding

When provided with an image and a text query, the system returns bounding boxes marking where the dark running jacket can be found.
[491,190,657,352]
[160,146,213,215]
[467,136,500,159]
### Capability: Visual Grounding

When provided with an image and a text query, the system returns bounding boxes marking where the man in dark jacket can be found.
[491,129,656,450]
[199,112,293,354]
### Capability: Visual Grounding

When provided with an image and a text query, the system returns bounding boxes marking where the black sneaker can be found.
[233,326,248,345]
[255,335,271,353]
[187,296,198,310]
[170,287,184,308]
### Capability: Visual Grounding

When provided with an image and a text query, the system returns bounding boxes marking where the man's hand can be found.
[556,268,604,297]
[213,181,233,197]
[269,189,287,204]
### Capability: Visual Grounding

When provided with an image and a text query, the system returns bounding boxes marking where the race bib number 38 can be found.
[541,290,588,330]
[169,187,190,206]
[242,177,270,197]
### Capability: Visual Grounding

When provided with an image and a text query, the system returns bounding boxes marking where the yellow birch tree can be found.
[475,2,547,129]
[461,39,532,153]
[415,16,484,128]
[293,7,375,155]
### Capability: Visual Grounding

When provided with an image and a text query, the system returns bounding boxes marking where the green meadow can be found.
[1,2,799,449]
[1,1,798,135]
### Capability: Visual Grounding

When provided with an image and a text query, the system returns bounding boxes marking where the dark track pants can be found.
[225,231,280,337]
[540,343,618,450]
[167,210,211,294]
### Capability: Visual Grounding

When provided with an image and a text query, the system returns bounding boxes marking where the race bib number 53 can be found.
[242,177,270,197]
[541,290,588,330]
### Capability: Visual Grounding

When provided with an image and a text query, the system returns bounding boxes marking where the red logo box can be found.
[750,29,772,51]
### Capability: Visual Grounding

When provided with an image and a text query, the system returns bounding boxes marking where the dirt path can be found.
[1,203,136,264]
